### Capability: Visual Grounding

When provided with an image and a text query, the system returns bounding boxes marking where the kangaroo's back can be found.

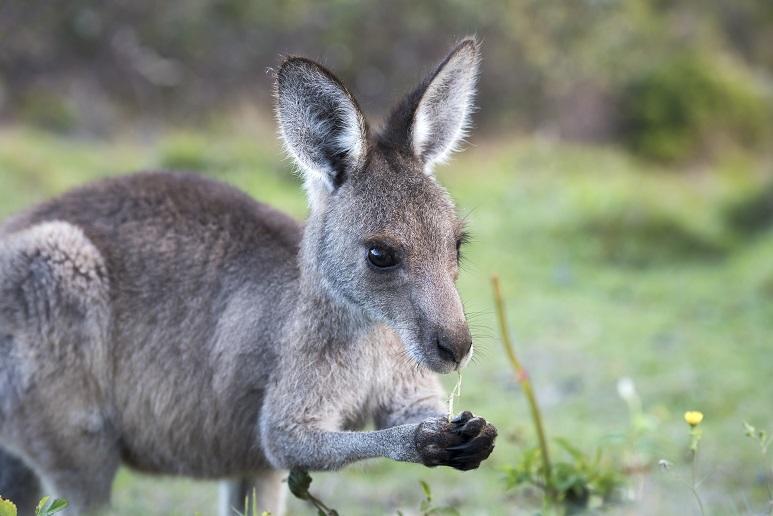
[3,172,302,332]
[3,172,302,279]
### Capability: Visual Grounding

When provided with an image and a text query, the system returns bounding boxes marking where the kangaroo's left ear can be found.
[384,37,480,174]
[274,56,368,210]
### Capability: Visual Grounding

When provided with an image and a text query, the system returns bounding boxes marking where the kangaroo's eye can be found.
[455,230,469,263]
[367,246,399,270]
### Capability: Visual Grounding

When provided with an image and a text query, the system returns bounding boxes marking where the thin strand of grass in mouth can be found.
[447,370,463,421]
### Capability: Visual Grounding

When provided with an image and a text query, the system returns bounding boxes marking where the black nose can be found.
[436,340,458,363]
[435,330,472,364]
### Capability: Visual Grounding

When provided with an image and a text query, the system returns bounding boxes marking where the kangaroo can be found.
[0,37,496,515]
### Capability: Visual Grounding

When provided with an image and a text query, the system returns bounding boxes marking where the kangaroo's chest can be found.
[314,325,405,431]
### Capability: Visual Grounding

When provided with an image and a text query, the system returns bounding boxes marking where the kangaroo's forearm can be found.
[380,399,445,427]
[263,424,421,471]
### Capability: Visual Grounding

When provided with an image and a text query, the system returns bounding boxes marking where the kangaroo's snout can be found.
[407,276,473,374]
[434,325,472,369]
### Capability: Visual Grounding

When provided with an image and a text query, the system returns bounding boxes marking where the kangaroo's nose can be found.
[435,328,472,365]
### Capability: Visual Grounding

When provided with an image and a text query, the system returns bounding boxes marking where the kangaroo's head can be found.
[275,38,480,374]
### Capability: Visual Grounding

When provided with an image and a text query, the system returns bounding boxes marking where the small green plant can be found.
[0,496,69,516]
[684,411,706,516]
[504,440,625,511]
[658,411,707,515]
[34,497,69,516]
[745,421,773,455]
[397,481,460,516]
[493,275,627,513]
[287,469,339,516]
[744,421,773,513]
[616,377,659,473]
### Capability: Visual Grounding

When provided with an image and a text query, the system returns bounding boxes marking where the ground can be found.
[1,126,771,515]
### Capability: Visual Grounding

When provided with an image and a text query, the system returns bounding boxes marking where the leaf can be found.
[0,498,17,516]
[554,437,586,463]
[35,497,50,516]
[554,469,583,492]
[45,499,69,514]
[288,469,312,501]
[744,421,756,438]
[419,480,432,500]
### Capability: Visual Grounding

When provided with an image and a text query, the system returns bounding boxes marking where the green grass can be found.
[1,126,772,515]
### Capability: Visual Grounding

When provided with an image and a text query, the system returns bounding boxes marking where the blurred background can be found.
[1,0,772,514]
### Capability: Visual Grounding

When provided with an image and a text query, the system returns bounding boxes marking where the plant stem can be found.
[491,275,555,502]
[309,493,337,515]
[690,449,705,516]
[765,452,773,516]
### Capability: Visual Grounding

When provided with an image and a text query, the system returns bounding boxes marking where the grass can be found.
[1,125,772,515]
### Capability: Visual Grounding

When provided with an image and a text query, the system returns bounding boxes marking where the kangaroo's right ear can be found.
[275,57,368,209]
[383,38,480,175]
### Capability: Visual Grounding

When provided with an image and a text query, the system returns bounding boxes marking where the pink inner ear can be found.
[275,57,368,196]
[410,41,480,173]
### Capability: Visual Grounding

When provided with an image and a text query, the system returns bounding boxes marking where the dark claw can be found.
[451,444,495,463]
[451,410,474,424]
[448,432,494,454]
[458,417,485,437]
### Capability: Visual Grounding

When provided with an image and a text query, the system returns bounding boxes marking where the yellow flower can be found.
[684,411,704,427]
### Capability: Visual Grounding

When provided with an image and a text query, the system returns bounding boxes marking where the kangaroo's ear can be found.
[385,37,480,174]
[275,57,368,207]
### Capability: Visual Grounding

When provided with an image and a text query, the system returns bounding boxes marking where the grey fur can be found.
[0,37,495,515]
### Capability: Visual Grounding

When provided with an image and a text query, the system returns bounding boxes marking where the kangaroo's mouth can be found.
[459,344,473,369]
[411,340,473,374]
[391,322,475,374]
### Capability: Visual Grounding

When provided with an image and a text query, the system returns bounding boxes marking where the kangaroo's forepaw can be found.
[415,411,497,471]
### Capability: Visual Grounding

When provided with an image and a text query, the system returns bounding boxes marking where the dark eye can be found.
[367,246,399,270]
[456,231,470,263]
